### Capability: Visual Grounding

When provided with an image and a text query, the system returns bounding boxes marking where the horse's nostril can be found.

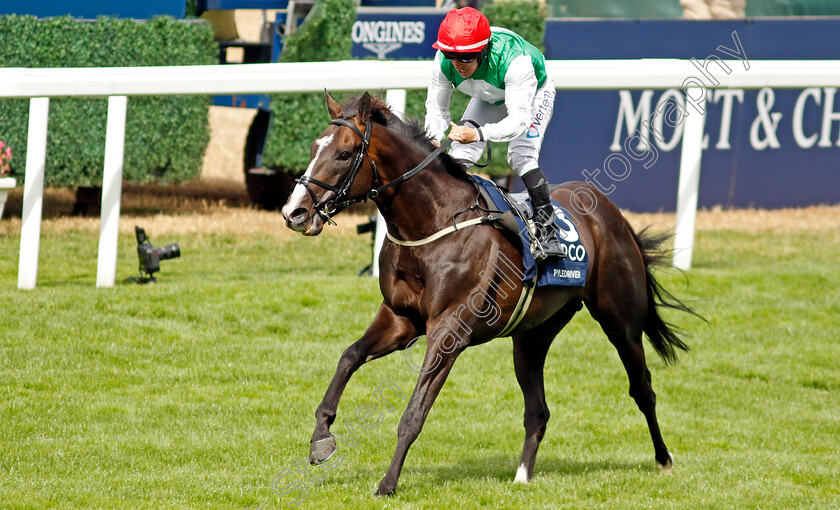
[290,208,308,222]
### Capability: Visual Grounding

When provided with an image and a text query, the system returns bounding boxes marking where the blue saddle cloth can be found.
[471,175,589,288]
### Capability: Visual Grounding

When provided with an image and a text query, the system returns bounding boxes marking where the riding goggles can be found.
[442,51,479,63]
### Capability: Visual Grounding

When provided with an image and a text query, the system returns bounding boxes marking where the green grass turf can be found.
[1,223,838,509]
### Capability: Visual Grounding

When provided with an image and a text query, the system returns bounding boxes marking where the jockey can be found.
[424,7,565,260]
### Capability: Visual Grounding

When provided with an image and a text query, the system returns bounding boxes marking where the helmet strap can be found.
[476,44,490,67]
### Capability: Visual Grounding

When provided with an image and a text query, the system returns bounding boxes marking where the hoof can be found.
[309,436,337,465]
[656,452,674,474]
[375,480,396,496]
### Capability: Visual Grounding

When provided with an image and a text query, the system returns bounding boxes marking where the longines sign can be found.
[351,12,444,60]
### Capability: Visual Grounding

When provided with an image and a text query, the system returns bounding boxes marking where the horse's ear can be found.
[325,90,343,119]
[357,92,372,123]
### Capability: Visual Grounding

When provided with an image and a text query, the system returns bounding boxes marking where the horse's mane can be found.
[340,94,473,183]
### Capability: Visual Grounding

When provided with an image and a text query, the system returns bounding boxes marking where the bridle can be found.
[295,118,451,224]
[294,119,376,224]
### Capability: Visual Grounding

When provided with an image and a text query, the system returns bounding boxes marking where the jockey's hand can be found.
[431,140,440,147]
[447,122,479,144]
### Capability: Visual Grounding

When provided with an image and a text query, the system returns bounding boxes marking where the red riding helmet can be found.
[432,7,491,53]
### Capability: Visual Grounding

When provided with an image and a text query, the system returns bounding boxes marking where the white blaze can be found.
[282,134,334,218]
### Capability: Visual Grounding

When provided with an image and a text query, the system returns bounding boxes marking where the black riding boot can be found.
[522,168,566,261]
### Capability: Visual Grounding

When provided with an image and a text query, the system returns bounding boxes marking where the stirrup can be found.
[531,222,567,261]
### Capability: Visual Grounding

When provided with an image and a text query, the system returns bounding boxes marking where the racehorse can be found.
[280,91,700,496]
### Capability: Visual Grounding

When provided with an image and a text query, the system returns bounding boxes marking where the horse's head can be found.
[281,91,389,236]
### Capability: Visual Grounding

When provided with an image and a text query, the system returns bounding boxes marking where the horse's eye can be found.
[338,151,352,161]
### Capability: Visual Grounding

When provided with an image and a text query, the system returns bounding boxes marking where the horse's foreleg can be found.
[376,340,463,496]
[309,303,417,463]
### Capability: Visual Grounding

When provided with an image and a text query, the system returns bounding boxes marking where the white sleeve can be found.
[424,52,453,143]
[480,55,538,143]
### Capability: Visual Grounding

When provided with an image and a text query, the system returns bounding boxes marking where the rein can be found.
[296,118,452,223]
[297,117,495,244]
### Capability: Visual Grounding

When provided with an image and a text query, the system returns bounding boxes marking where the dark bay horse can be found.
[280,91,699,496]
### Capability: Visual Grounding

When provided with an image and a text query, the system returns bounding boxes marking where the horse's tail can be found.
[631,226,704,364]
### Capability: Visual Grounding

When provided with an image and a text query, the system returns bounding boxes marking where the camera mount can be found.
[127,226,181,284]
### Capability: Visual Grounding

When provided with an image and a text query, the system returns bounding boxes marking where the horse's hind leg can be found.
[595,311,674,472]
[512,302,580,483]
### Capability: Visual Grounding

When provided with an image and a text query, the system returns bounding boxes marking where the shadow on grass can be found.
[310,453,649,500]
[404,454,648,483]
[35,274,98,288]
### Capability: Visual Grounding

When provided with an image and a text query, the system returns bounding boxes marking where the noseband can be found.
[295,118,452,224]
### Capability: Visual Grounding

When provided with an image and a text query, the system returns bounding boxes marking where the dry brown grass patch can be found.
[623,203,840,234]
[0,180,370,238]
[1,179,838,238]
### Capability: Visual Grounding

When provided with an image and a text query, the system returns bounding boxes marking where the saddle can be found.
[469,175,589,288]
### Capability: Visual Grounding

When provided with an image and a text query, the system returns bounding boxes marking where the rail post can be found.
[96,96,128,287]
[18,97,50,290]
[673,89,708,271]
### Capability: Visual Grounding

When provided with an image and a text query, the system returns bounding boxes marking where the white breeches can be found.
[449,80,555,177]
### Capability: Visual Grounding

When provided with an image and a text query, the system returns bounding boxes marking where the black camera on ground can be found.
[133,226,180,283]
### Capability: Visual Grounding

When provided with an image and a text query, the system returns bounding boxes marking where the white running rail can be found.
[3,59,839,287]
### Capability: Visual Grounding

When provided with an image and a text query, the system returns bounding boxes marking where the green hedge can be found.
[0,15,216,187]
[483,0,546,53]
[262,0,546,178]
[261,0,357,172]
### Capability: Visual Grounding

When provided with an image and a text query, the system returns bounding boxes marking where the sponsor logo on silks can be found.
[352,21,425,59]
[563,243,587,262]
[551,206,580,243]
[527,90,553,138]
